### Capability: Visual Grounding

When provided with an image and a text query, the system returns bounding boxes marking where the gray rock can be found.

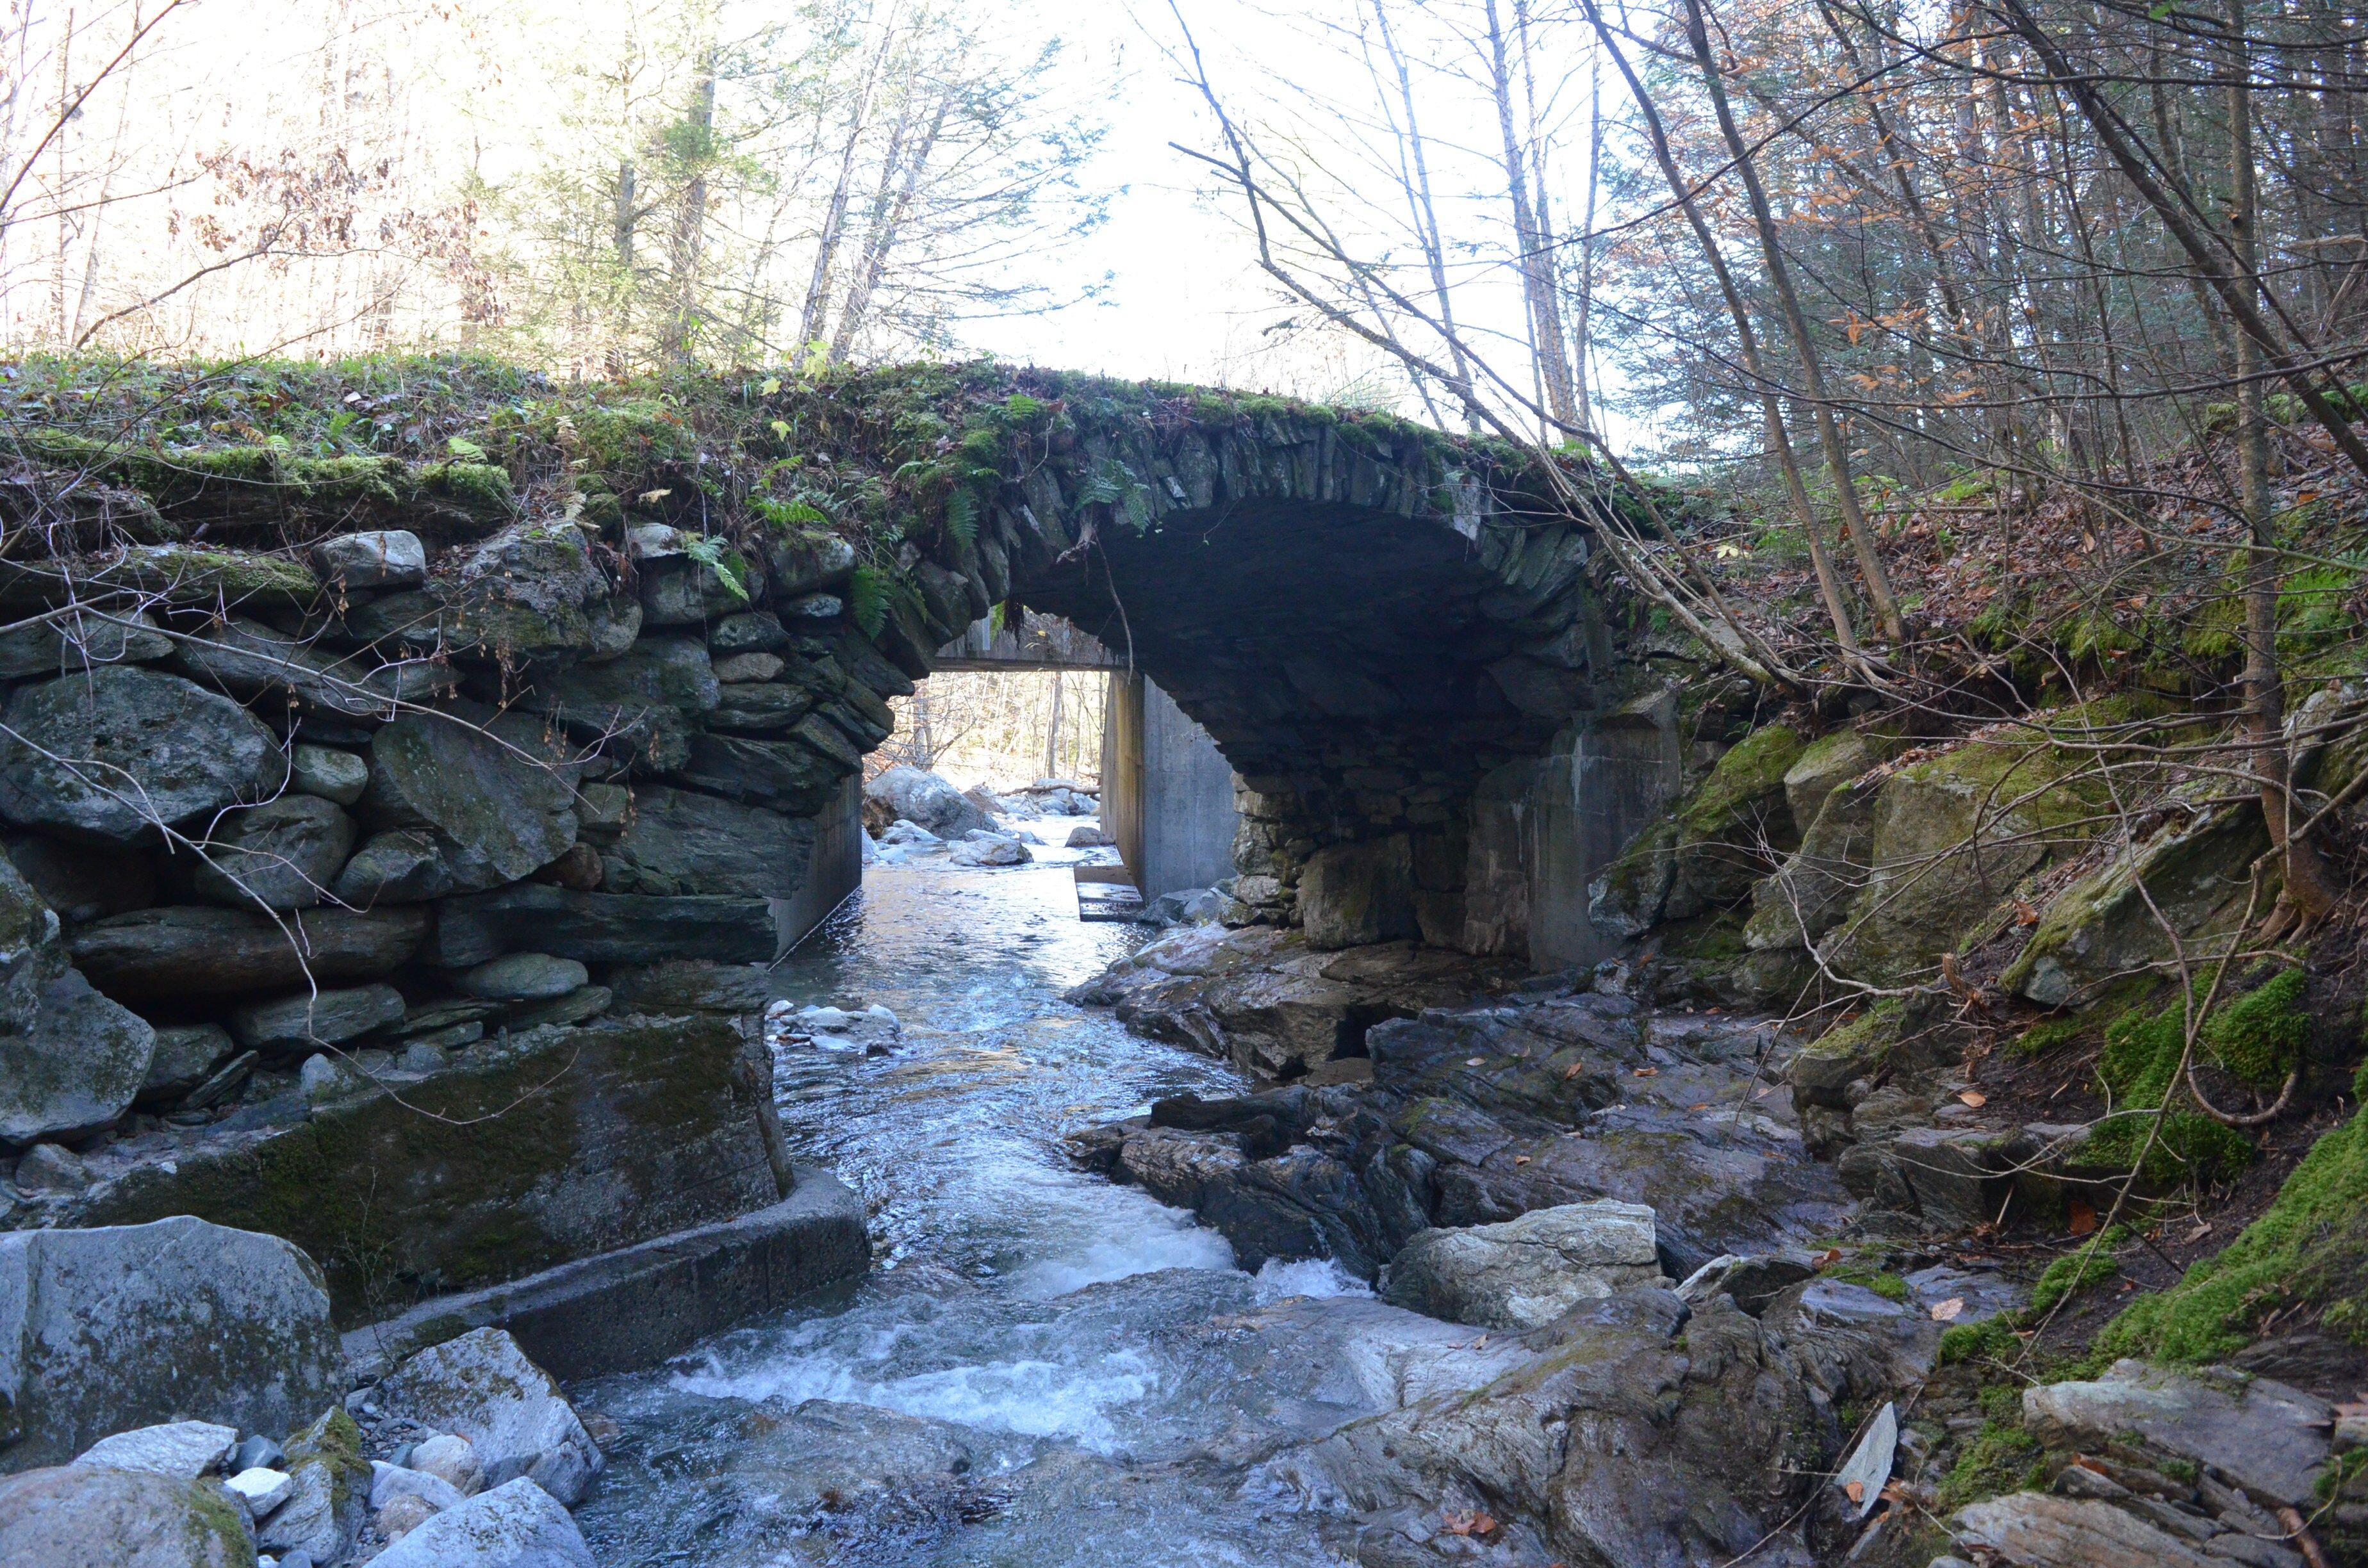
[0,1464,256,1567]
[190,795,356,911]
[139,1024,233,1103]
[1065,824,1112,847]
[73,1420,238,1478]
[395,1040,451,1074]
[459,954,588,1002]
[500,985,611,1031]
[1950,1492,2219,1568]
[0,1216,343,1466]
[67,904,427,1004]
[948,835,1030,867]
[877,821,942,847]
[707,682,812,731]
[231,1435,285,1474]
[784,592,842,621]
[258,1409,366,1564]
[572,783,630,838]
[428,885,775,967]
[406,1433,484,1498]
[372,1328,601,1505]
[607,960,773,1014]
[3,835,156,924]
[764,530,855,598]
[2023,1359,2330,1508]
[224,1465,290,1515]
[366,1476,593,1568]
[1299,836,1418,949]
[709,610,789,654]
[229,984,406,1053]
[600,787,814,898]
[863,767,989,840]
[288,746,368,808]
[172,616,439,720]
[370,1458,467,1514]
[13,1142,90,1193]
[525,636,718,771]
[1381,1200,1668,1330]
[0,607,170,680]
[0,855,156,1143]
[713,651,784,683]
[675,728,851,815]
[0,667,286,847]
[313,530,426,590]
[297,1052,366,1105]
[332,715,578,906]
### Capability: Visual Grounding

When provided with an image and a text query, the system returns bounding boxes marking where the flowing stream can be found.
[571,827,1381,1567]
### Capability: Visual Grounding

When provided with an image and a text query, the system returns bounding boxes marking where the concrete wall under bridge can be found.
[1101,672,1242,902]
[937,611,1243,904]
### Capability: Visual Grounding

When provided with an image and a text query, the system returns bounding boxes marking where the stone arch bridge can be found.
[888,396,1684,967]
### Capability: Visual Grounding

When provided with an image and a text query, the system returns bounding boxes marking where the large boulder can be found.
[2000,803,2269,1007]
[1744,766,1882,955]
[1826,733,2102,986]
[0,667,286,847]
[368,1475,594,1568]
[371,1329,600,1505]
[334,712,578,904]
[1299,836,1419,951]
[171,616,441,720]
[600,787,814,898]
[188,794,356,911]
[524,635,718,771]
[677,726,853,816]
[67,904,428,1005]
[1381,1200,1668,1330]
[862,767,989,840]
[0,858,154,1145]
[428,885,776,967]
[0,1217,343,1468]
[2021,1359,2329,1509]
[0,1464,254,1567]
[1668,724,1804,917]
[72,1421,237,1478]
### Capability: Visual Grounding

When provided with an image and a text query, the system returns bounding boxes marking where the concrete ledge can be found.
[342,1164,870,1384]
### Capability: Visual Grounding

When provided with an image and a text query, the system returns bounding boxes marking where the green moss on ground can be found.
[2101,1061,2368,1362]
[1936,1420,2045,1512]
[2082,993,2262,1186]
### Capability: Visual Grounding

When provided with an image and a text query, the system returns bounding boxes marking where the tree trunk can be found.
[2228,0,2337,920]
[1683,0,1905,641]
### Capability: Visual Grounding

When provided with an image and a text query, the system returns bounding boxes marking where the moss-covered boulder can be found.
[2001,803,2269,1006]
[44,1013,789,1321]
[1825,731,2106,986]
[1665,725,1805,917]
[1744,767,1882,956]
[1788,1001,1905,1111]
[1587,819,1678,939]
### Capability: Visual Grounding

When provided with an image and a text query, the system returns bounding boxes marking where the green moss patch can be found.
[2102,1076,2368,1362]
[1936,1420,2045,1512]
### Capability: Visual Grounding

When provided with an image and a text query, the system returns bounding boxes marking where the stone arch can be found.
[903,405,1625,953]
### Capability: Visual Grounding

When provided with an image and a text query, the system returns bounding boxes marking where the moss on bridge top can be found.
[0,352,1572,572]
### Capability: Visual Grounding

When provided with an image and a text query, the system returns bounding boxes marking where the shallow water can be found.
[571,828,1376,1567]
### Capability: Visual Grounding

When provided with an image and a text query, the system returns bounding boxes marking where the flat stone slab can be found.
[345,1166,869,1383]
[72,1421,236,1479]
[1952,1492,2221,1568]
[2023,1359,2330,1507]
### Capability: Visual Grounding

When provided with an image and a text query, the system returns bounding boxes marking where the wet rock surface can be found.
[1073,936,1850,1282]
